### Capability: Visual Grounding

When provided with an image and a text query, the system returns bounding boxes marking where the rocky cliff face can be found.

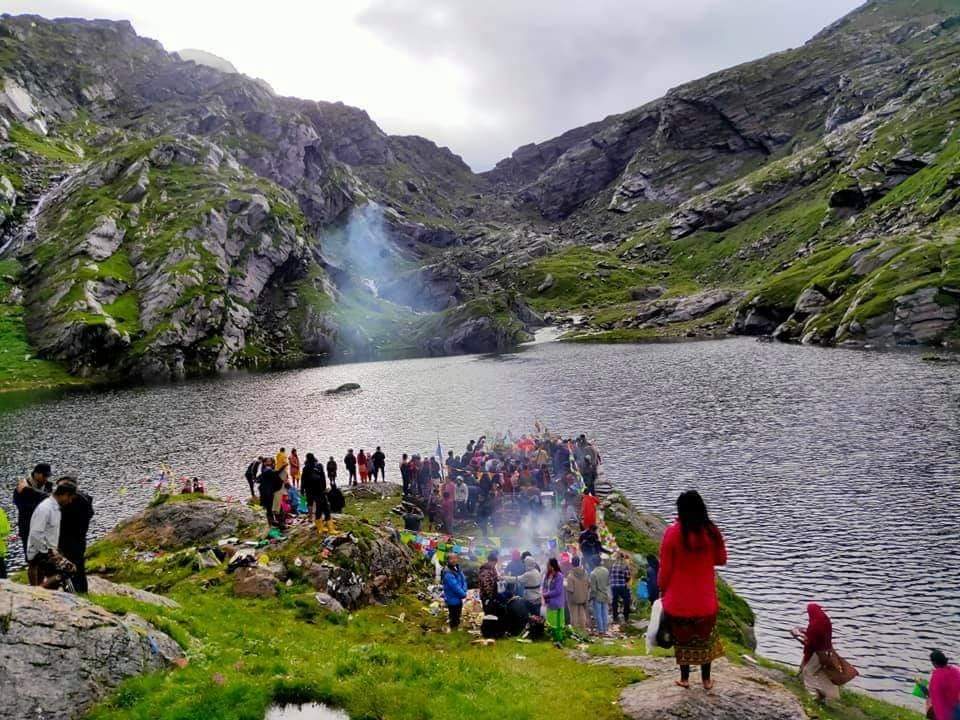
[0,0,958,386]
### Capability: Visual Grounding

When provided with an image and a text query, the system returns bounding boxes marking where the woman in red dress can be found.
[658,490,727,690]
[357,449,369,484]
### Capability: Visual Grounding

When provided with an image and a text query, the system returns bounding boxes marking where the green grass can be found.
[9,123,83,163]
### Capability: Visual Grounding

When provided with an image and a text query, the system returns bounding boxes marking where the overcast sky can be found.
[5,0,863,170]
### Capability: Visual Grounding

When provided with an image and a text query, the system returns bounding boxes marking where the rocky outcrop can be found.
[86,576,181,608]
[101,497,266,551]
[613,658,806,720]
[0,581,183,720]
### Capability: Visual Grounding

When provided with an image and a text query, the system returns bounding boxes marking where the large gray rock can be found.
[86,576,181,608]
[0,581,183,720]
[617,659,806,720]
[893,287,958,344]
[100,497,267,552]
[667,290,733,323]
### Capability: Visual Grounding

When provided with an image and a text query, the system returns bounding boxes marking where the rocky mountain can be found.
[0,0,958,387]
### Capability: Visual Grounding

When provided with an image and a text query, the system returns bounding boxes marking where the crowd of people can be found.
[5,463,94,592]
[243,446,350,532]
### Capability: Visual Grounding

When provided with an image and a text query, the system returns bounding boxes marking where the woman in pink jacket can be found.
[929,650,960,720]
[658,490,727,690]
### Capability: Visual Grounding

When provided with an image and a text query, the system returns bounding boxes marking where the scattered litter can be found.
[513,654,527,661]
[217,537,239,546]
[294,557,303,567]
[148,636,159,655]
[742,654,758,665]
[173,658,189,669]
[212,673,225,685]
[472,638,496,646]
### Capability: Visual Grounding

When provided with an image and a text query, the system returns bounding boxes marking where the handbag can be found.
[817,649,859,686]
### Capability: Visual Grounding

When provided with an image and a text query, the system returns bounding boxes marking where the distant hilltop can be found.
[175,48,237,74]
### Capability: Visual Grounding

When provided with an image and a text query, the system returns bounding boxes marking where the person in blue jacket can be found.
[645,554,660,602]
[441,552,468,631]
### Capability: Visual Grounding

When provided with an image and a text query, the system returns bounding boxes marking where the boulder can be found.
[667,290,733,323]
[0,582,183,720]
[324,382,361,395]
[102,497,267,551]
[794,287,830,316]
[536,273,555,293]
[314,592,345,614]
[617,659,805,720]
[602,491,667,542]
[893,287,958,344]
[233,566,278,598]
[629,286,666,302]
[80,216,125,261]
[86,576,181,608]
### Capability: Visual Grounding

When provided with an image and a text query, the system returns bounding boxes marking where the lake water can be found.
[1,337,957,708]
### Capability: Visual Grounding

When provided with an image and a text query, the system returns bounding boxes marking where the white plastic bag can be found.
[646,598,663,653]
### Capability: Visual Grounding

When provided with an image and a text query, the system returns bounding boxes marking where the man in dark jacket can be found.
[13,463,52,562]
[578,525,611,571]
[326,457,338,485]
[57,476,94,593]
[343,449,357,486]
[257,459,282,527]
[300,453,329,525]
[372,447,386,482]
[244,458,262,498]
[477,550,500,613]
[399,454,411,495]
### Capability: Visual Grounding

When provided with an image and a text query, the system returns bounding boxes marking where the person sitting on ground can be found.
[328,480,346,514]
[564,556,590,632]
[441,552,468,632]
[372,446,386,482]
[927,650,960,720]
[589,560,611,635]
[542,557,566,646]
[57,476,93,593]
[502,555,543,616]
[0,504,10,580]
[659,490,727,691]
[27,481,77,589]
[180,476,193,494]
[477,550,500,613]
[192,477,205,494]
[13,462,52,563]
[285,481,302,516]
[610,551,633,625]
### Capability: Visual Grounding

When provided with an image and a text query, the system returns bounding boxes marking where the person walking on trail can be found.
[357,449,369,484]
[344,449,358,486]
[0,504,10,579]
[57,476,93,593]
[288,449,301,488]
[372,447,386,482]
[791,603,857,703]
[441,552,468,631]
[503,555,543,617]
[564,556,590,632]
[580,490,600,530]
[244,457,262,498]
[589,561,611,635]
[477,550,500,614]
[13,463,53,562]
[610,551,633,625]
[542,557,566,646]
[658,489,727,691]
[27,482,77,589]
[927,650,960,720]
[326,457,338,486]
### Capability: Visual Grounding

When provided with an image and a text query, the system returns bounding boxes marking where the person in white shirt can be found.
[27,481,77,588]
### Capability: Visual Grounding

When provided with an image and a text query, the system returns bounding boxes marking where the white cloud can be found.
[3,0,863,169]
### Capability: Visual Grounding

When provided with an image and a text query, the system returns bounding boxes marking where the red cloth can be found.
[802,603,833,664]
[930,664,960,720]
[580,494,600,529]
[658,520,727,618]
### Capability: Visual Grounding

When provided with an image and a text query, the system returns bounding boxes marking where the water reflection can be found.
[0,338,957,708]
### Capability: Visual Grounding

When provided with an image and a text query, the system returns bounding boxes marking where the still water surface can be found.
[1,338,957,707]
